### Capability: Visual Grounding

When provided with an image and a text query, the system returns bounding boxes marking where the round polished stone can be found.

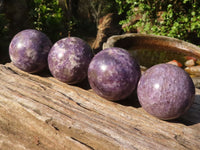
[88,47,141,101]
[137,63,195,120]
[48,37,93,84]
[9,29,52,73]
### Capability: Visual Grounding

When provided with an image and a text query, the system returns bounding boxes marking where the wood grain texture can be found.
[0,63,200,150]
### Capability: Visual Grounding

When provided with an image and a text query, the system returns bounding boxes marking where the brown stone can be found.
[167,60,183,67]
[185,59,195,67]
[185,65,200,76]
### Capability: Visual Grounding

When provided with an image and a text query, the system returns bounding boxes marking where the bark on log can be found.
[0,63,200,150]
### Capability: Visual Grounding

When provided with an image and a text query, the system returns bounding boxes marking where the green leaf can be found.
[183,0,189,4]
[191,11,196,16]
[167,4,172,9]
[41,5,47,13]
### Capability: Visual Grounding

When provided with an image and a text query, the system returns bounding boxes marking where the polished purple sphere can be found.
[137,64,195,120]
[48,37,93,84]
[88,47,141,101]
[9,29,52,73]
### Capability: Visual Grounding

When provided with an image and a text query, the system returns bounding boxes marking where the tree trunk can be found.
[0,63,200,150]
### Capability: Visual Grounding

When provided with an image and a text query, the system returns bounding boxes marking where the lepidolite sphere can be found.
[9,29,52,73]
[88,47,141,101]
[48,37,93,84]
[137,64,195,120]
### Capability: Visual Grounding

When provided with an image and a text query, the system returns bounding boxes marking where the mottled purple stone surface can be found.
[88,47,141,101]
[48,37,93,84]
[9,29,52,73]
[137,64,195,120]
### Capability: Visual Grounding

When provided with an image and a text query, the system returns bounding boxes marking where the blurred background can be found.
[0,0,200,64]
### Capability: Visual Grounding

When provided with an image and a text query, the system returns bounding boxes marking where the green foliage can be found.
[97,0,118,16]
[116,0,200,44]
[29,0,67,42]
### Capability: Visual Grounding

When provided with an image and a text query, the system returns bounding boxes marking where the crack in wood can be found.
[51,123,60,131]
[58,91,93,112]
[174,135,191,149]
[70,137,95,150]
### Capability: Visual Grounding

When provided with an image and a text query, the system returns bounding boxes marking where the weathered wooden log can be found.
[0,63,200,150]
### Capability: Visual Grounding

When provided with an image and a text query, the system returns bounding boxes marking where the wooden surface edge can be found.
[0,63,199,150]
